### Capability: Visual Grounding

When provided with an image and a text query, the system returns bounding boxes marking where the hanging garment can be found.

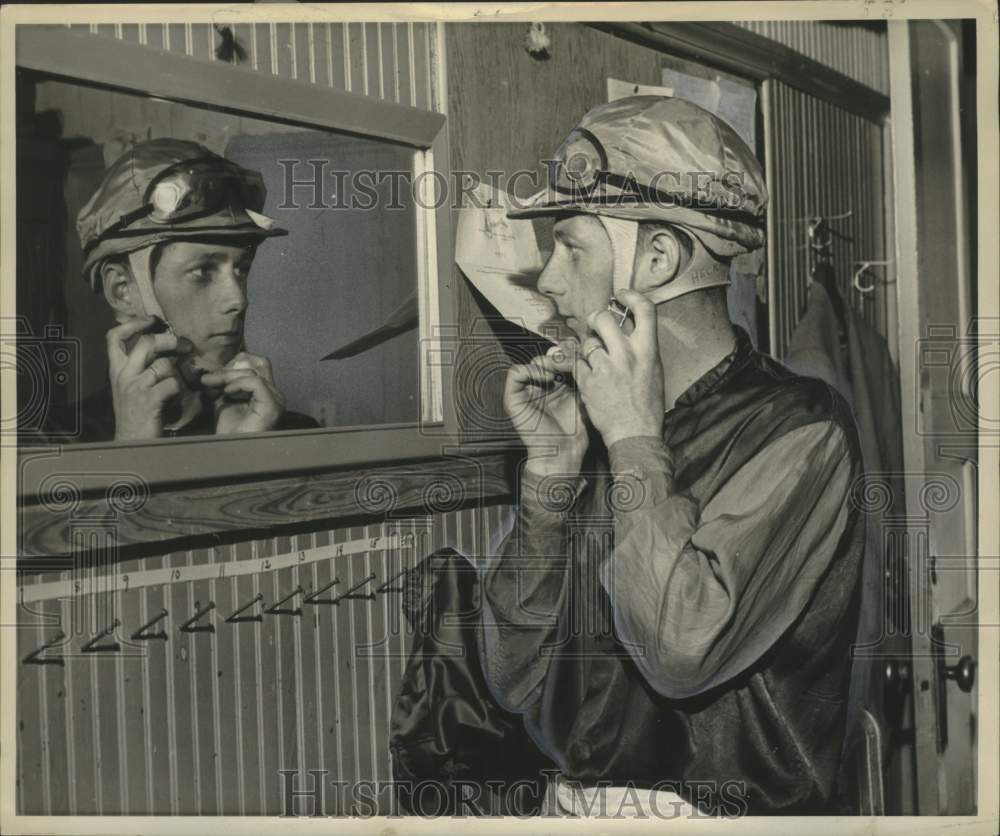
[389,548,555,816]
[785,277,908,784]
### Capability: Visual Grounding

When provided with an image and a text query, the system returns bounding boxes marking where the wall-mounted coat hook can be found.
[303,578,340,605]
[23,631,66,666]
[132,608,168,641]
[853,260,895,294]
[265,586,303,616]
[803,213,854,250]
[83,619,122,653]
[225,593,264,624]
[330,573,378,604]
[376,568,410,594]
[179,601,216,634]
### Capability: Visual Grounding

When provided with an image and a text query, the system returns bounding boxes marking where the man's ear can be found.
[632,227,687,294]
[101,260,145,321]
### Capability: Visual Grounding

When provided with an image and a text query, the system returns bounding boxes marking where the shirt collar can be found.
[674,325,755,408]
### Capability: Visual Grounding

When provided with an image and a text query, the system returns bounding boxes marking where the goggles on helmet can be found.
[87,157,267,251]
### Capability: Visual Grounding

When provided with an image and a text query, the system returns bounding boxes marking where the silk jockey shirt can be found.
[479,326,867,814]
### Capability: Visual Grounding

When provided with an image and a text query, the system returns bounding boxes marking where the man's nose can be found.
[535,256,562,298]
[218,268,248,315]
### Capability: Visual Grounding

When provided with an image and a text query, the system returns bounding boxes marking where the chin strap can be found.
[126,248,171,330]
[593,215,638,298]
[592,215,731,307]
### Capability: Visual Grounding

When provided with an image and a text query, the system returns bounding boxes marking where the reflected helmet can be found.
[77,138,287,290]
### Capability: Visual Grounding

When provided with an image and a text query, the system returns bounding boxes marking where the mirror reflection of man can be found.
[480,97,866,815]
[50,138,316,442]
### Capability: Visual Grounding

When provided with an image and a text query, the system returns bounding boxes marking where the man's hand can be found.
[573,289,666,448]
[504,339,589,477]
[201,351,286,435]
[107,317,191,441]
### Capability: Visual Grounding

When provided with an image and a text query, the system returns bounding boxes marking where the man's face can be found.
[536,214,613,342]
[152,239,256,371]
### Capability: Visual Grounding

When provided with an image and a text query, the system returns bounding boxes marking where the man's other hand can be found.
[107,317,191,441]
[201,351,286,435]
[504,339,589,477]
[574,289,666,448]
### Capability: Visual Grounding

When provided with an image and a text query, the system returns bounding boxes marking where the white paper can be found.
[455,183,560,341]
[660,67,758,149]
[607,77,674,101]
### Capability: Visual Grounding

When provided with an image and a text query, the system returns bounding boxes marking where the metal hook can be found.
[83,619,122,653]
[376,568,411,594]
[225,593,263,624]
[179,600,216,633]
[330,573,378,604]
[132,608,169,641]
[23,631,66,666]
[303,578,340,605]
[796,209,853,225]
[265,586,303,616]
[853,260,894,294]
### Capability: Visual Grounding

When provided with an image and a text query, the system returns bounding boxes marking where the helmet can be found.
[507,95,768,257]
[77,138,287,290]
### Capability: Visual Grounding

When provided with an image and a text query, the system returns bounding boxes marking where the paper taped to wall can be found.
[455,183,559,341]
[607,77,674,101]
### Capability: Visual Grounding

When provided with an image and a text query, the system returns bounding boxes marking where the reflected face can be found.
[152,239,257,371]
[535,214,613,342]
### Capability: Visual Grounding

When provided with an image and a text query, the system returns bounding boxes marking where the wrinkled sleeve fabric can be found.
[479,465,584,713]
[603,421,855,700]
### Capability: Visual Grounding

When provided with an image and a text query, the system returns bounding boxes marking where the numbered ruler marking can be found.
[21,532,409,603]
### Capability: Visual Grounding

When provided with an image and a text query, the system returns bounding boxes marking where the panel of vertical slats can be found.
[17,503,511,814]
[66,21,440,112]
[766,80,889,357]
[20,21,447,814]
[734,20,889,96]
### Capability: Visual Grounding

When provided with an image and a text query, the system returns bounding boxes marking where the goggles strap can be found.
[127,248,170,329]
[593,215,639,296]
[645,225,732,305]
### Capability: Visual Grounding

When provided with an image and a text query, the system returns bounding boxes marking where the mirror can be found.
[16,68,423,445]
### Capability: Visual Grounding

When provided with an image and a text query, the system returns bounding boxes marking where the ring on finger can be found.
[584,345,605,365]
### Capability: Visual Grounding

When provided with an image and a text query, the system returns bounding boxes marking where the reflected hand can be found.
[504,339,589,477]
[107,317,192,441]
[201,351,285,435]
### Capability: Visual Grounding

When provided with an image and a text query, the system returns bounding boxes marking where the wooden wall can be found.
[445,23,666,440]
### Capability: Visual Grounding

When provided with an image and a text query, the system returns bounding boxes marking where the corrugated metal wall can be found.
[66,21,441,111]
[765,80,891,357]
[734,20,889,96]
[17,502,512,815]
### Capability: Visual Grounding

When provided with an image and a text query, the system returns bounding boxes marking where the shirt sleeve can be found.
[479,464,585,713]
[602,421,856,700]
